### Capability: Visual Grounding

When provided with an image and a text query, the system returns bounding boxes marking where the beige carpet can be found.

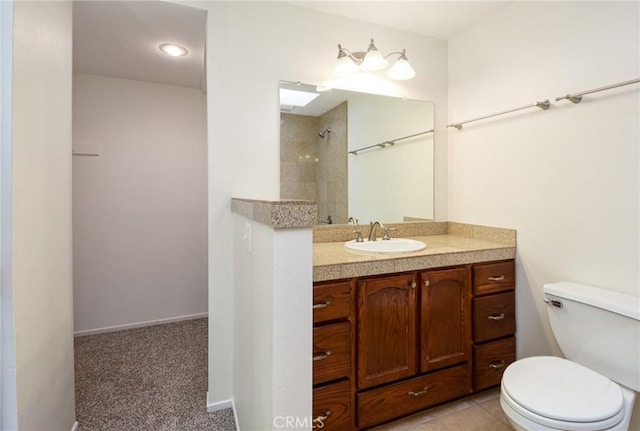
[74,318,236,431]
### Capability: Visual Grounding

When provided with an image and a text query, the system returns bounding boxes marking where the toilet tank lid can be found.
[544,281,640,320]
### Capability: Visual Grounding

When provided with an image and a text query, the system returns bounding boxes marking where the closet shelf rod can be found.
[555,78,640,103]
[447,100,550,130]
[349,129,433,155]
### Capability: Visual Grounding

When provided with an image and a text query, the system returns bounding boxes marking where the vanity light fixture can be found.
[333,39,416,80]
[158,43,189,57]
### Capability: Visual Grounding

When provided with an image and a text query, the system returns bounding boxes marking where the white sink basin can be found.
[345,238,426,254]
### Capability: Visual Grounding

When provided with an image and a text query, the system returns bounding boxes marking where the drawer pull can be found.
[489,360,506,369]
[313,351,332,361]
[313,301,331,309]
[488,275,505,282]
[313,410,332,424]
[407,386,430,397]
[488,313,505,320]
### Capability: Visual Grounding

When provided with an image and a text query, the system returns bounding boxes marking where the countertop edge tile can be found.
[231,198,317,229]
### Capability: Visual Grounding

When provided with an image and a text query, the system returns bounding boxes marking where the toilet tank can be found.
[544,281,640,392]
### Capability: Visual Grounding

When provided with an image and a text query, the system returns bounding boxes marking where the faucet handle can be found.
[352,230,364,243]
[382,227,397,240]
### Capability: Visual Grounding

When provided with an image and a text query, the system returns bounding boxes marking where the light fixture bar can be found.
[332,39,415,80]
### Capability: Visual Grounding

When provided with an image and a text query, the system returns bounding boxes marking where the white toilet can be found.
[500,281,640,431]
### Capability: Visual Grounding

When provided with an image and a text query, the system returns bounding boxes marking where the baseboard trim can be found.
[71,421,79,431]
[206,393,238,428]
[232,399,239,431]
[74,313,208,337]
[207,392,234,413]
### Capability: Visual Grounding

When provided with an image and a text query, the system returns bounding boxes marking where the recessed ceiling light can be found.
[159,43,188,57]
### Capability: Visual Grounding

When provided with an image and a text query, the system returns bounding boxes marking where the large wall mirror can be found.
[280,81,434,225]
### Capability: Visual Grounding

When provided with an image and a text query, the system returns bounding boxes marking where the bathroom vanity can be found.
[312,223,517,430]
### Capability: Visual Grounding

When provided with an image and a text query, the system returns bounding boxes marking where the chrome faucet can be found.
[368,221,383,241]
[382,226,397,240]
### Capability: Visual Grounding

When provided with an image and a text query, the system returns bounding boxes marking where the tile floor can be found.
[371,388,514,431]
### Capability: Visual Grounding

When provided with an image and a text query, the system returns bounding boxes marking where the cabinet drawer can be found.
[474,336,516,391]
[357,364,471,429]
[473,261,515,295]
[313,322,351,385]
[473,291,516,343]
[313,380,352,431]
[313,281,352,324]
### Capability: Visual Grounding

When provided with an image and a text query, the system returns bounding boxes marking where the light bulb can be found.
[360,39,388,71]
[159,43,188,57]
[333,55,359,78]
[387,57,415,80]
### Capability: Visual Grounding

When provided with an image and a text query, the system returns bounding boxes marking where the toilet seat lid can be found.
[502,356,624,423]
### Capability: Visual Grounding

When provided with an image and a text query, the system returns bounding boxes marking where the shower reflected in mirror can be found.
[279,81,435,225]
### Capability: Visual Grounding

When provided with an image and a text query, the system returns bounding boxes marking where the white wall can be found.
[10,1,76,429]
[448,0,639,426]
[270,227,313,427]
[0,0,16,427]
[72,74,207,333]
[232,217,313,430]
[232,218,275,429]
[171,0,449,417]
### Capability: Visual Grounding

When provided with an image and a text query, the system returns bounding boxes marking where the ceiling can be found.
[293,1,510,40]
[73,1,206,90]
[73,1,509,90]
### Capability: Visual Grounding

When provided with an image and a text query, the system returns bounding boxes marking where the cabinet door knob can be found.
[489,360,506,369]
[313,351,331,361]
[312,301,331,309]
[408,386,430,397]
[488,313,505,320]
[488,275,505,281]
[411,281,417,289]
[424,280,430,287]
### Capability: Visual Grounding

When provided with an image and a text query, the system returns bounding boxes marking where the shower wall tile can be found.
[318,102,348,224]
[280,113,319,208]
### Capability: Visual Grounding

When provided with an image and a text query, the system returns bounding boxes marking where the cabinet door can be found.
[357,274,417,389]
[420,267,471,372]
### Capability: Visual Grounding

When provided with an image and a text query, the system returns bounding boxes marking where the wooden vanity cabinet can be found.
[312,280,355,430]
[312,259,516,430]
[472,260,517,391]
[355,267,472,428]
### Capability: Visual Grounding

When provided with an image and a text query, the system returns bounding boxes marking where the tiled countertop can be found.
[313,226,516,282]
[228,199,517,283]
